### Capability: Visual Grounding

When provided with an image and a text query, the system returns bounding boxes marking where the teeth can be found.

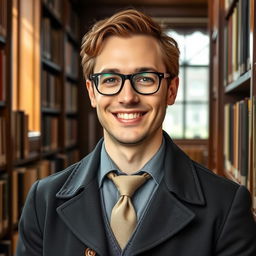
[117,113,142,120]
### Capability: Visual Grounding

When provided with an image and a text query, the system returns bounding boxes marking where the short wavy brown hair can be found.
[80,9,180,80]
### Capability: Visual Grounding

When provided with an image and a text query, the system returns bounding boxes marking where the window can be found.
[163,29,209,139]
[12,0,41,132]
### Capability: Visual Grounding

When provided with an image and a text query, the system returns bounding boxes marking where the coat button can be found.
[85,248,96,256]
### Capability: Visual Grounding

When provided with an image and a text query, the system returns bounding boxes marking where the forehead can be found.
[94,35,166,73]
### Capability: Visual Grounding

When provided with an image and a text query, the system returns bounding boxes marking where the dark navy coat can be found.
[16,133,256,255]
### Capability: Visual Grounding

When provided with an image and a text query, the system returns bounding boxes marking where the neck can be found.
[104,131,163,174]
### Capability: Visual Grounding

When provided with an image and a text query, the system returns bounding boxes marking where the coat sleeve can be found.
[15,181,43,256]
[215,185,256,256]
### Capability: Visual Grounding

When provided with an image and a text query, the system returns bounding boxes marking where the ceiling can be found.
[76,0,208,27]
[81,0,207,5]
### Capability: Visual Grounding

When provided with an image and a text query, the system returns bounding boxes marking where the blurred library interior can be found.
[0,0,256,254]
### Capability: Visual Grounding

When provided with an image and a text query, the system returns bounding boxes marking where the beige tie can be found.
[107,172,150,249]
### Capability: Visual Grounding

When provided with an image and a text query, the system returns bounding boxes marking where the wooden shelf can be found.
[42,148,61,157]
[66,73,79,83]
[66,29,79,45]
[0,165,7,173]
[14,153,41,167]
[42,1,62,28]
[42,107,61,115]
[66,110,78,117]
[65,143,78,151]
[225,70,251,94]
[42,57,62,73]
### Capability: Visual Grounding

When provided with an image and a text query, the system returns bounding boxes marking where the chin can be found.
[109,132,148,146]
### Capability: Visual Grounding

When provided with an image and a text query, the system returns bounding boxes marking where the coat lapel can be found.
[127,182,196,255]
[127,132,206,255]
[56,139,108,255]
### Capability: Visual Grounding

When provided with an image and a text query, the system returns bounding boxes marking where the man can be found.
[16,9,256,256]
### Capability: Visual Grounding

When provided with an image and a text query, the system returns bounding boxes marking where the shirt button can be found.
[85,248,96,256]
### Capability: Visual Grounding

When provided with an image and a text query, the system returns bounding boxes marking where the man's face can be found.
[86,35,179,146]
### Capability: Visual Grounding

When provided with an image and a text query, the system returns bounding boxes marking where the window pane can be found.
[163,104,184,139]
[185,31,209,65]
[166,30,185,64]
[176,66,184,102]
[185,67,208,102]
[185,103,208,139]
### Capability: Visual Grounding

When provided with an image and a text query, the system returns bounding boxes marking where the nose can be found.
[117,79,139,104]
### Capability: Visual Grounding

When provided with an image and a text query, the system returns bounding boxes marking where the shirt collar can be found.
[98,137,166,188]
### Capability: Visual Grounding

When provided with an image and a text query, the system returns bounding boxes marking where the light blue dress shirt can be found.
[98,137,166,223]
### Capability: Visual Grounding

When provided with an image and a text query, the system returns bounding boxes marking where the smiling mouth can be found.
[117,113,141,119]
[114,112,145,120]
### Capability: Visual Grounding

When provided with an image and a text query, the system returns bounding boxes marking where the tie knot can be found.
[108,172,150,197]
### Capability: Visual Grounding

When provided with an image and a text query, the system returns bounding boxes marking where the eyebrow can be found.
[99,67,158,74]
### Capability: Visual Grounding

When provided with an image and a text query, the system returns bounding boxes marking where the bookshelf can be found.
[0,0,81,254]
[209,0,256,217]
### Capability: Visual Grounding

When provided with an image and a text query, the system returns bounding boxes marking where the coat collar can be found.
[55,132,205,255]
[56,132,205,206]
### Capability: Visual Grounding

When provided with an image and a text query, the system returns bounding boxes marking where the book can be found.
[42,116,59,152]
[252,96,256,210]
[224,0,250,85]
[224,99,250,186]
[65,81,78,113]
[0,49,6,102]
[0,0,7,38]
[42,70,61,110]
[0,117,6,166]
[65,40,78,78]
[65,118,77,147]
[12,111,29,161]
[0,175,8,238]
[42,17,62,65]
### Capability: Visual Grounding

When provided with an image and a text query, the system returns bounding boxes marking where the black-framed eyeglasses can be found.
[89,71,172,96]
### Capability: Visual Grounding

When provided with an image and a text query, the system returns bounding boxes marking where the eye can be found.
[135,74,156,85]
[103,77,118,84]
[100,74,121,86]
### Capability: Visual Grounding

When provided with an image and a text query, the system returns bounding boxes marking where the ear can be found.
[86,80,97,108]
[166,76,179,106]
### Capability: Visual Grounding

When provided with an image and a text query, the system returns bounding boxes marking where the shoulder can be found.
[192,160,251,208]
[35,161,82,198]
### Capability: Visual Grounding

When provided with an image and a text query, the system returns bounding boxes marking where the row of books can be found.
[12,111,29,161]
[0,0,7,38]
[252,96,256,211]
[65,40,79,78]
[43,0,62,21]
[12,159,62,225]
[66,149,80,166]
[42,116,59,152]
[0,49,6,102]
[0,175,8,238]
[11,155,80,225]
[224,98,251,187]
[42,17,62,65]
[65,118,77,147]
[0,117,6,167]
[66,81,78,112]
[66,0,79,40]
[42,70,61,110]
[223,0,250,85]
